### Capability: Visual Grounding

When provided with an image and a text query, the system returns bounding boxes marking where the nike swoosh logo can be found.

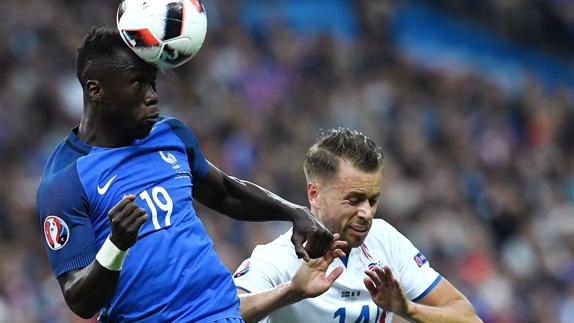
[97,175,118,195]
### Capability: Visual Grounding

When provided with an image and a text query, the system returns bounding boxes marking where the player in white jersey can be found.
[234,128,482,323]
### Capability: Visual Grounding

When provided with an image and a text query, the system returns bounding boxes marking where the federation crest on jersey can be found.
[367,261,384,271]
[159,151,181,169]
[43,216,70,250]
[233,259,251,278]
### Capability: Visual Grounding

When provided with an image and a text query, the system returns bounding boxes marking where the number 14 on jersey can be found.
[334,305,387,323]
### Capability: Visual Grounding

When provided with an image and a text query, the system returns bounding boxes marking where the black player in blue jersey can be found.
[36,27,333,323]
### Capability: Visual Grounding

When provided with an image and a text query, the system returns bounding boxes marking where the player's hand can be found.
[107,194,149,251]
[290,206,333,261]
[289,234,347,299]
[364,266,410,317]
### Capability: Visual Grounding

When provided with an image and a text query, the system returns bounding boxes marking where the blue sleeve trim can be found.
[412,275,442,302]
[236,286,252,294]
[53,253,96,277]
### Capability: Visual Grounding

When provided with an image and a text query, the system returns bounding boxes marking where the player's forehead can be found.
[321,161,382,196]
[112,47,157,77]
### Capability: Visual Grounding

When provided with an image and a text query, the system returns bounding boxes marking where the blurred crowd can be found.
[1,1,574,322]
[425,0,574,57]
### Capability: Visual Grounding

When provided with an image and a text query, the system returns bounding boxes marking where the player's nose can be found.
[356,200,374,220]
[144,85,159,106]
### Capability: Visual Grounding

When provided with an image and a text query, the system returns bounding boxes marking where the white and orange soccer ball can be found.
[117,0,207,70]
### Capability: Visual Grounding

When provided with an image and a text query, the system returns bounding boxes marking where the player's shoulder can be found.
[242,228,301,279]
[37,137,88,211]
[365,219,403,244]
[252,228,298,260]
[39,138,83,187]
[156,115,179,125]
[370,218,400,234]
[156,115,189,131]
[154,115,202,145]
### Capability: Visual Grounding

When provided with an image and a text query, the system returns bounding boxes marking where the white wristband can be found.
[96,236,128,271]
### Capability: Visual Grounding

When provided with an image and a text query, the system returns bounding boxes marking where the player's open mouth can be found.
[349,226,368,233]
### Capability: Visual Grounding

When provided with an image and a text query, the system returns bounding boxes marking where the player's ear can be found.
[86,80,103,103]
[307,181,320,209]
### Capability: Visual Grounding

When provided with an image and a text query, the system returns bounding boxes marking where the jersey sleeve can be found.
[387,225,441,302]
[164,117,209,180]
[36,162,97,278]
[232,243,287,294]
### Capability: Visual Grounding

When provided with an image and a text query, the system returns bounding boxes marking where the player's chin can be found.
[133,121,155,139]
[345,228,369,247]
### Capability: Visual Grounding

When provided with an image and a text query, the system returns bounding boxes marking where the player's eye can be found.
[133,78,152,91]
[347,198,360,205]
[369,198,378,207]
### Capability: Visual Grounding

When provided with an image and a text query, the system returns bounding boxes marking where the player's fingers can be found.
[364,269,383,287]
[122,207,147,227]
[331,240,348,251]
[391,276,401,290]
[363,277,377,297]
[110,203,138,228]
[323,248,345,264]
[307,238,330,260]
[114,203,139,223]
[305,232,320,256]
[313,229,334,258]
[324,234,341,256]
[322,236,345,259]
[304,218,333,259]
[326,266,344,284]
[373,266,387,285]
[123,202,140,216]
[332,249,346,258]
[324,237,346,255]
[108,194,136,216]
[383,266,396,284]
[291,233,310,262]
[127,211,149,232]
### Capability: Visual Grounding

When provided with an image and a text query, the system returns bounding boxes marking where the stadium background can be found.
[1,0,574,322]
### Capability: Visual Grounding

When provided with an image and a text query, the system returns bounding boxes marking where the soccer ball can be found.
[117,0,207,70]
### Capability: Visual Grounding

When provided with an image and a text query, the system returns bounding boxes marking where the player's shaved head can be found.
[303,128,384,183]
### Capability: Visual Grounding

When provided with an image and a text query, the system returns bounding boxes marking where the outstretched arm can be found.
[193,162,333,260]
[237,238,347,323]
[57,195,148,318]
[364,266,482,323]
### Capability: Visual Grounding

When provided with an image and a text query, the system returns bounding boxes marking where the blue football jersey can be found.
[36,117,241,322]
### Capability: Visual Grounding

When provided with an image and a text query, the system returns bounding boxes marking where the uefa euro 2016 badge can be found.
[233,259,251,278]
[414,252,428,267]
[43,215,70,250]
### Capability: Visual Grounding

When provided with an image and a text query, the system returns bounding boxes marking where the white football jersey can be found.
[233,219,441,323]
